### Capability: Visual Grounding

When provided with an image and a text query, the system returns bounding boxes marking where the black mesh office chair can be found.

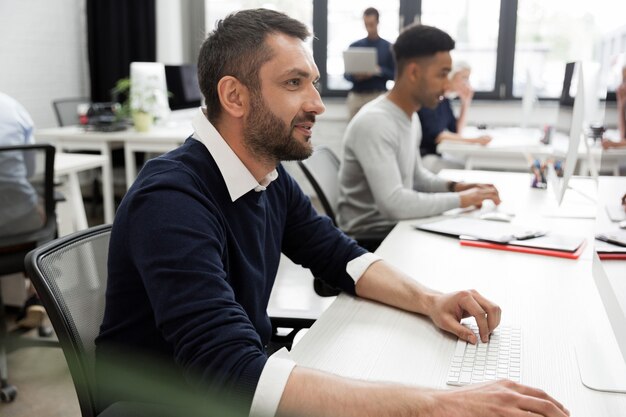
[297,146,388,296]
[25,224,312,416]
[25,225,110,417]
[0,144,59,402]
[52,98,91,127]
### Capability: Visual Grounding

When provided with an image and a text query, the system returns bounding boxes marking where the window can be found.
[514,0,626,98]
[326,0,399,90]
[199,1,623,100]
[204,0,313,41]
[421,0,501,93]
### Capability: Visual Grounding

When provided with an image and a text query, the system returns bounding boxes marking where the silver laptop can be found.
[343,48,378,73]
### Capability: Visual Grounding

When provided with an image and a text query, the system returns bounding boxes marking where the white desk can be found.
[268,255,334,321]
[438,127,623,175]
[291,170,626,416]
[37,122,193,221]
[55,153,109,233]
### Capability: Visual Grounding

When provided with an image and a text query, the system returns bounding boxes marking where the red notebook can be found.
[595,239,626,260]
[460,237,587,260]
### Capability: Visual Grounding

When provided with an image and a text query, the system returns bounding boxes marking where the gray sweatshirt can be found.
[338,95,460,234]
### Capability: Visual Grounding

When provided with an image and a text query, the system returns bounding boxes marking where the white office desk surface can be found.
[291,170,626,416]
[55,152,109,232]
[437,127,620,175]
[267,255,334,321]
[38,126,122,223]
[37,122,193,218]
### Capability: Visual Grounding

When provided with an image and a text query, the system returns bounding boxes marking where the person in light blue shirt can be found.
[344,7,395,119]
[0,92,44,236]
[0,92,48,330]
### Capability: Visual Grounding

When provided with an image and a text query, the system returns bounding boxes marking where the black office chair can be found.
[297,146,388,296]
[0,144,59,402]
[298,146,388,249]
[52,97,109,215]
[25,225,113,417]
[25,224,312,416]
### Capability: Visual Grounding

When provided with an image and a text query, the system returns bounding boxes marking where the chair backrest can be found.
[26,224,112,417]
[0,144,57,272]
[297,146,341,226]
[52,98,90,126]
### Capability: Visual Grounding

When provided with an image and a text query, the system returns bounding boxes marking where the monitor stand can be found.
[576,337,626,393]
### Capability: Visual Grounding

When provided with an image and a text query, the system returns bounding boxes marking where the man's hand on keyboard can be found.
[428,289,501,344]
[432,379,570,417]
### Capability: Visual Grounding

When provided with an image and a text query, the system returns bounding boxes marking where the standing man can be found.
[338,25,500,236]
[344,7,395,119]
[97,10,568,417]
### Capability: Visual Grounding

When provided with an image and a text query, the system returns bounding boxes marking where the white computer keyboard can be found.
[446,324,521,386]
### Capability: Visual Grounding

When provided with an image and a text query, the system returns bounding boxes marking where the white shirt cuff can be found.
[249,348,296,417]
[346,252,382,284]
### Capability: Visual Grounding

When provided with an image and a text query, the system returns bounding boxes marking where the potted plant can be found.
[111,77,169,132]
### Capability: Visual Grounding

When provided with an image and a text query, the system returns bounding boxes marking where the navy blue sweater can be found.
[344,37,395,92]
[96,138,366,409]
[417,98,457,156]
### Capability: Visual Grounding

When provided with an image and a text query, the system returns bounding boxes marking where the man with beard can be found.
[96,9,569,417]
[338,25,501,237]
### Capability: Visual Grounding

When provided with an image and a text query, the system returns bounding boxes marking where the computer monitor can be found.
[576,253,626,393]
[164,64,203,110]
[129,62,171,120]
[520,68,536,128]
[548,62,585,205]
[602,53,625,103]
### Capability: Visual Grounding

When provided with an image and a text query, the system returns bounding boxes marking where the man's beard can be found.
[243,91,314,163]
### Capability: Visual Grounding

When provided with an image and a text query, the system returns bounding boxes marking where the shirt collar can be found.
[191,108,278,202]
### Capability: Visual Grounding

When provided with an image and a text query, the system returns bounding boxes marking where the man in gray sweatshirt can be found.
[338,25,500,235]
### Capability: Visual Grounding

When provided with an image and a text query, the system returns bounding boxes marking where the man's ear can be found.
[217,76,249,119]
[407,61,422,83]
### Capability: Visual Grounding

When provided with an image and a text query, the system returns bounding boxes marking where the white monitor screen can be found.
[130,62,171,120]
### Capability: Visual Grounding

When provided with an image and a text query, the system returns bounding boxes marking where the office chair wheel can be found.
[0,384,18,402]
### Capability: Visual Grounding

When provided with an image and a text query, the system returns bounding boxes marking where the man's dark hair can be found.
[363,7,379,21]
[197,8,310,123]
[392,24,455,74]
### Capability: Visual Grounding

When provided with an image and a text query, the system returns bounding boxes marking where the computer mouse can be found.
[479,212,514,222]
[619,220,626,229]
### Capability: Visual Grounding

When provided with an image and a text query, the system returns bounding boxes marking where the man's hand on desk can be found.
[431,379,570,417]
[456,183,501,208]
[428,289,500,344]
[286,262,570,417]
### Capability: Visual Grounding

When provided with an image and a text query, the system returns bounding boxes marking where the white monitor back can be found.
[520,68,536,128]
[130,62,171,120]
[576,253,626,393]
[548,63,585,206]
[581,61,603,127]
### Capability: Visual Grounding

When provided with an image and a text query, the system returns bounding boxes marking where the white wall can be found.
[156,0,184,64]
[156,0,205,64]
[0,0,89,129]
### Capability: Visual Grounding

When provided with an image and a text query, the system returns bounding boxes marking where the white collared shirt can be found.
[191,108,381,417]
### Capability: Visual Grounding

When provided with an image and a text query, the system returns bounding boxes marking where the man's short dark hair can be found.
[197,8,310,123]
[363,7,379,21]
[392,24,455,74]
